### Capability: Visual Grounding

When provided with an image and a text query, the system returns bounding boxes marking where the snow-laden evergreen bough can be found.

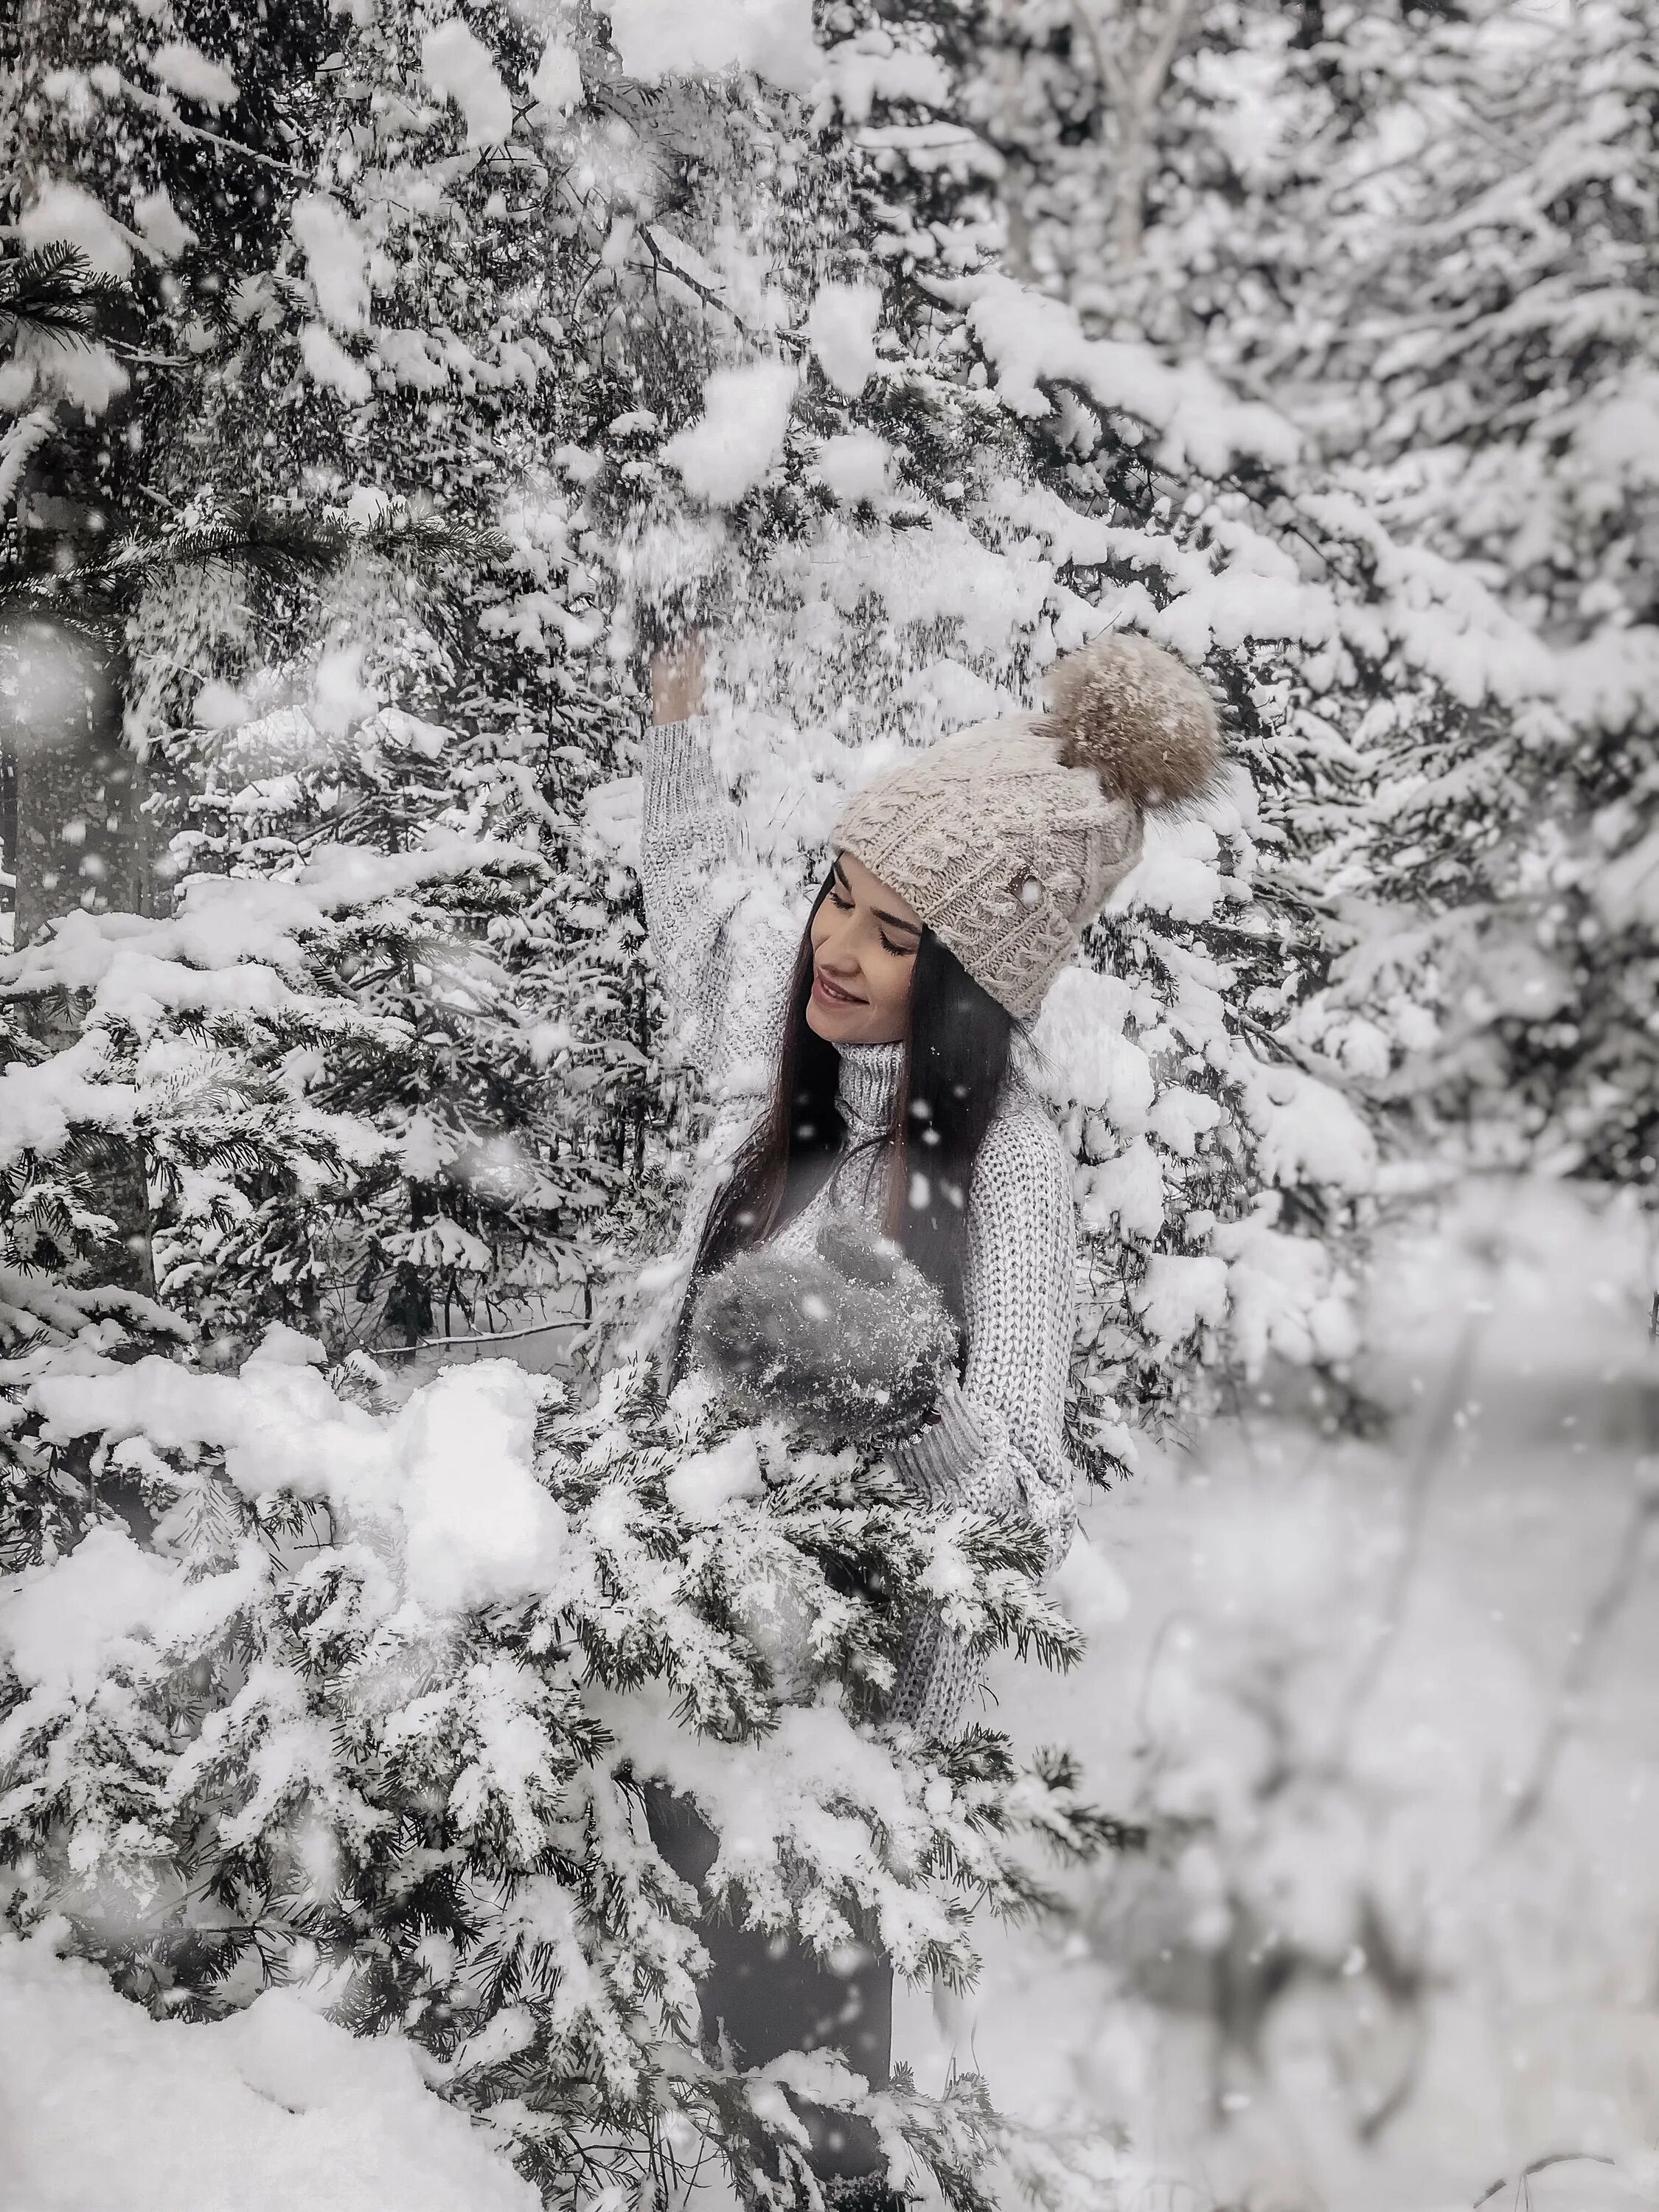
[3,0,1592,2198]
[0,1328,1132,2208]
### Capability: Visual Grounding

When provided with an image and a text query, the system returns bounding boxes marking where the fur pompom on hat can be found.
[830,630,1224,1019]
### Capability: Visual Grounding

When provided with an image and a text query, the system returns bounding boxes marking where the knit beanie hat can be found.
[828,631,1224,1020]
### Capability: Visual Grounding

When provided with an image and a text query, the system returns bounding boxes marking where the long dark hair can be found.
[675,862,1020,1376]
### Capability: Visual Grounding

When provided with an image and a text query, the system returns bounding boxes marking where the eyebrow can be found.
[833,857,921,936]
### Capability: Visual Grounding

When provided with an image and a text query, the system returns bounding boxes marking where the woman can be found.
[639,624,1221,2200]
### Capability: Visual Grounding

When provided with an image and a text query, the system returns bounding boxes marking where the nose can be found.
[818,909,863,978]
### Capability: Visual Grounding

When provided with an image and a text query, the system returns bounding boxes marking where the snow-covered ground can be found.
[905,1175,1659,2211]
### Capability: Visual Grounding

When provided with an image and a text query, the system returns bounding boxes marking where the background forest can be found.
[1,1,1656,2208]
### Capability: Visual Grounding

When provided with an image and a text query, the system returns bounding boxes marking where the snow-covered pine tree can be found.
[2,0,683,1362]
[0,1324,1127,2208]
[1281,0,1659,1194]
[973,1,1659,1202]
[1,18,1135,2207]
[564,0,1571,1472]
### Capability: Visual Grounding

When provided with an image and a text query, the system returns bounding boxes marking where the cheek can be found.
[874,959,914,1019]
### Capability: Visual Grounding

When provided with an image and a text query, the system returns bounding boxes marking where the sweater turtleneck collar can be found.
[835,1038,904,1137]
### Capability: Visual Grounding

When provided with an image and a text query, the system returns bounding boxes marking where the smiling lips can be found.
[813,969,865,1007]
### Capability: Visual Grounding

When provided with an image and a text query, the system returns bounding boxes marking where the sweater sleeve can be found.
[640,717,748,1070]
[639,716,796,1110]
[886,1099,1081,1736]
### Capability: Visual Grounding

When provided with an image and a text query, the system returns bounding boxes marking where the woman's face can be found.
[806,849,922,1046]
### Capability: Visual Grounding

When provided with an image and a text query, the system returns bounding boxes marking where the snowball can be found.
[18,181,133,279]
[603,0,821,92]
[529,36,583,112]
[299,322,372,406]
[148,40,240,110]
[666,1432,765,1523]
[131,187,195,260]
[394,1365,565,1613]
[291,195,371,333]
[1051,1531,1130,1635]
[0,1937,541,2212]
[422,18,514,147]
[807,281,881,399]
[663,361,797,507]
[817,429,890,504]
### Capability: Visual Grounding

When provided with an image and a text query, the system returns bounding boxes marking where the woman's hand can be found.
[688,1218,960,1450]
[651,632,706,725]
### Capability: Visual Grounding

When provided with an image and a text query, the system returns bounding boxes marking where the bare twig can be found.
[1335,1265,1500,1739]
[1473,2150,1615,2207]
[380,1314,579,1357]
[114,75,310,182]
[1497,1484,1659,1841]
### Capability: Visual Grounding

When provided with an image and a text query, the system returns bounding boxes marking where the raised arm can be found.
[640,633,748,1068]
[886,1096,1082,1733]
[639,633,796,1103]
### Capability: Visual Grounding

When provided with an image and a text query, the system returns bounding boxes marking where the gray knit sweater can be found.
[639,717,1081,1735]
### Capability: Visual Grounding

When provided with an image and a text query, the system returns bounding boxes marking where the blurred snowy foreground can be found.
[4,1177,1659,2212]
[953,1175,1659,2212]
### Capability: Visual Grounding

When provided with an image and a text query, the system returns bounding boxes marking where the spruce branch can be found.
[0,245,124,355]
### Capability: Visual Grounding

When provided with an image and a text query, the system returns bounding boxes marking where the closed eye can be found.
[827,888,915,959]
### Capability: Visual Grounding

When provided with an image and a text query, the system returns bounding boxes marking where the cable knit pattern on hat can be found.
[639,717,1082,1738]
[830,632,1222,1019]
[831,717,1142,1021]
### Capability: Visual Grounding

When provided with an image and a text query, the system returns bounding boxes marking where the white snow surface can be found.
[300,321,372,405]
[816,428,891,503]
[23,1350,558,1618]
[663,361,798,505]
[131,187,195,260]
[603,0,821,91]
[959,274,1300,475]
[421,18,514,147]
[529,35,583,113]
[0,1933,540,2212]
[17,181,134,280]
[664,1430,765,1523]
[396,1364,566,1611]
[807,281,883,398]
[291,195,371,333]
[147,40,240,110]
